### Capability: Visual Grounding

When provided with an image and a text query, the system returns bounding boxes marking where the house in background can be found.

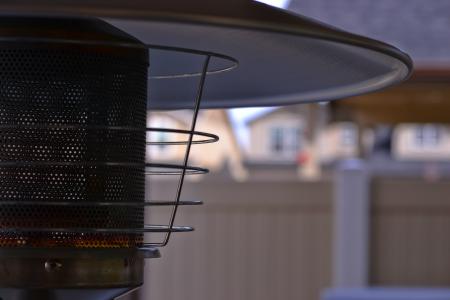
[392,124,450,161]
[244,104,360,179]
[246,105,306,163]
[147,110,248,181]
[147,111,189,162]
[147,97,450,183]
[243,103,450,180]
[330,69,450,170]
[317,121,358,164]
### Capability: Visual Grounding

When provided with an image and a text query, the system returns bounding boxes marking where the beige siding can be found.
[140,180,333,300]
[146,113,187,161]
[147,110,247,180]
[393,124,450,161]
[371,178,450,286]
[248,113,304,161]
[318,122,357,163]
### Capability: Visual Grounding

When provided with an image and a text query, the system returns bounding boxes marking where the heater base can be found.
[0,248,159,290]
[0,288,134,300]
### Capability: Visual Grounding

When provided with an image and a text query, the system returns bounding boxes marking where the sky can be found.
[228,107,274,150]
[256,0,291,8]
[228,0,291,149]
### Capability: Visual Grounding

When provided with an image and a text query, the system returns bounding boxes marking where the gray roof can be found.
[288,0,450,64]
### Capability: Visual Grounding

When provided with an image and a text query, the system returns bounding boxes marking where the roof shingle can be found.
[288,0,450,63]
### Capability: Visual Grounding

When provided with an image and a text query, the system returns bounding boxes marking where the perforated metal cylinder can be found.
[0,16,148,249]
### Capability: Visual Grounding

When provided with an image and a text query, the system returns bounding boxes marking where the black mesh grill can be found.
[0,44,148,248]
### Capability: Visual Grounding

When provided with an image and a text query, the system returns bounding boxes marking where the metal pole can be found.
[333,159,370,287]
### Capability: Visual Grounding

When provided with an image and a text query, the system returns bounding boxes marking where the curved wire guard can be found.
[146,163,209,176]
[0,226,194,234]
[146,128,219,145]
[0,200,203,207]
[0,44,225,251]
[154,55,212,247]
[0,37,238,79]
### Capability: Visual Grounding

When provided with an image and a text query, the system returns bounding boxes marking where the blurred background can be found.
[135,1,450,299]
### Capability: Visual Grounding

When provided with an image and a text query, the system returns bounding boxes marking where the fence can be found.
[120,176,450,300]
[140,179,333,300]
[371,177,450,286]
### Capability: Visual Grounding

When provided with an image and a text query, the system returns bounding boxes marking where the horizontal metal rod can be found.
[0,200,202,207]
[0,225,194,234]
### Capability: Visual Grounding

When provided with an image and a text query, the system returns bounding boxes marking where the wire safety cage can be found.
[143,46,234,247]
[0,35,238,252]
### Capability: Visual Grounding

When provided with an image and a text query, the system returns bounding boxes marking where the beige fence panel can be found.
[371,178,450,286]
[137,180,333,300]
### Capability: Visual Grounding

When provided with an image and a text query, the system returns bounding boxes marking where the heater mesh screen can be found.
[0,45,148,248]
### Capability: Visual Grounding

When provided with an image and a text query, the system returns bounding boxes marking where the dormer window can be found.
[269,126,301,156]
[414,125,442,148]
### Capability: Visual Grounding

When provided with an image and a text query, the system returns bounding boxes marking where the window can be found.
[156,130,168,150]
[270,127,284,153]
[270,126,301,156]
[341,125,356,147]
[414,125,441,148]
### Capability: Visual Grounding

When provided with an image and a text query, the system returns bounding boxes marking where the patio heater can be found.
[0,1,412,300]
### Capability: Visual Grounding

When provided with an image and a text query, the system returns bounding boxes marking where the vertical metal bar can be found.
[333,159,370,287]
[160,54,211,246]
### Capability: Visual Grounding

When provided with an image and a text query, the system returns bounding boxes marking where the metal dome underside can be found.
[0,0,412,109]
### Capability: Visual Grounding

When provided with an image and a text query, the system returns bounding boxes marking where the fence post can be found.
[333,159,370,287]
